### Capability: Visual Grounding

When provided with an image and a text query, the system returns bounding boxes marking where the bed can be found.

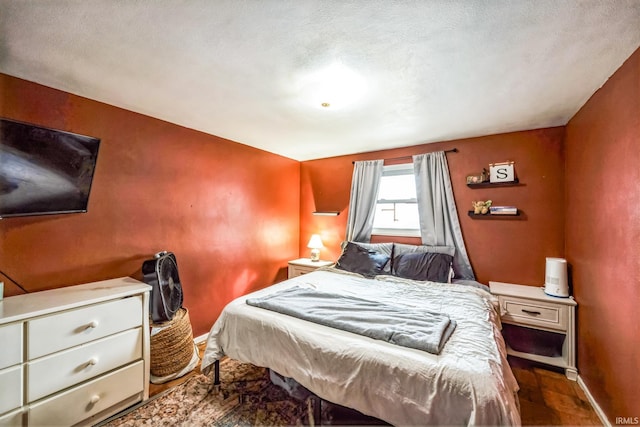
[201,243,521,426]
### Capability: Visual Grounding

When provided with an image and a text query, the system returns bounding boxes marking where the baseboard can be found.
[577,375,611,427]
[194,333,208,344]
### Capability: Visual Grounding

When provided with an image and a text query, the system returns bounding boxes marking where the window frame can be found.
[371,163,421,238]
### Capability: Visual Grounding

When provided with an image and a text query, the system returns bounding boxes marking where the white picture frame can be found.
[489,161,515,183]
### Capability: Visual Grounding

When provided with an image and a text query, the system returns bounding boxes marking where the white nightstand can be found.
[288,258,334,279]
[490,281,577,380]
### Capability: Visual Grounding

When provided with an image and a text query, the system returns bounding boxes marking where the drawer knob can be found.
[90,394,100,404]
[522,309,542,316]
[87,320,99,329]
[88,357,99,366]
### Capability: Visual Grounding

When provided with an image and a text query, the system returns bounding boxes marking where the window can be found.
[372,163,420,237]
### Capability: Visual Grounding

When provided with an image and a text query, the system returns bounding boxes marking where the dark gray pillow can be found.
[335,242,391,278]
[341,241,393,273]
[392,243,456,281]
[393,243,455,257]
[392,252,453,283]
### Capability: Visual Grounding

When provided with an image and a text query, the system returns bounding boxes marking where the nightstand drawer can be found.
[500,296,567,331]
[288,265,315,278]
[287,259,333,279]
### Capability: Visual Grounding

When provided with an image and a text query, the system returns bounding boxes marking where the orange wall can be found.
[565,47,640,422]
[4,45,639,420]
[300,127,565,285]
[0,74,300,337]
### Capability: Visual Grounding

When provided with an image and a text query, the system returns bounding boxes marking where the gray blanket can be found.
[246,286,456,355]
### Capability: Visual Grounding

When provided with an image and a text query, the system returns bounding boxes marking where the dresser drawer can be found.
[0,323,22,369]
[28,360,144,427]
[499,296,567,331]
[0,408,23,427]
[27,328,142,402]
[0,365,22,415]
[28,295,143,359]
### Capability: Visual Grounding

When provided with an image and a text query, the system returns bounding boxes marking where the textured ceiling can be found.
[1,1,639,161]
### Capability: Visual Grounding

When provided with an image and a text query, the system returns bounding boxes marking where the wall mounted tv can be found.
[0,118,101,218]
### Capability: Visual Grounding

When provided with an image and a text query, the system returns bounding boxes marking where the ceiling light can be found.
[297,62,367,110]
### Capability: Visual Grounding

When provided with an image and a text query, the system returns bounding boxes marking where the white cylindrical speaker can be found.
[544,257,569,297]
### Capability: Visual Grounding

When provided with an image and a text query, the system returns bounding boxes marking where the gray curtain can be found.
[345,160,384,242]
[413,152,475,279]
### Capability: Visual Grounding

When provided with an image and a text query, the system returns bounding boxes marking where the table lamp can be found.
[307,234,324,262]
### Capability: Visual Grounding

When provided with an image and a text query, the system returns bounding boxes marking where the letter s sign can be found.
[490,162,515,183]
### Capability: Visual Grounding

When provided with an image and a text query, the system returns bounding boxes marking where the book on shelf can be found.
[490,206,518,215]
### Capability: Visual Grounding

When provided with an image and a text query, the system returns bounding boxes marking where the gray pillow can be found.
[393,243,455,257]
[336,242,391,278]
[392,243,456,282]
[392,252,453,283]
[341,241,393,273]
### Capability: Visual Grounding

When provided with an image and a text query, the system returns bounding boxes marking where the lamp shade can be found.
[307,234,324,249]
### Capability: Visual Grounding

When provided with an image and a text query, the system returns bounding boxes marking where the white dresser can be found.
[0,277,151,426]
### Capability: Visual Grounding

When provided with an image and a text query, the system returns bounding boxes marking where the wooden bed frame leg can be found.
[208,359,221,394]
[313,396,321,426]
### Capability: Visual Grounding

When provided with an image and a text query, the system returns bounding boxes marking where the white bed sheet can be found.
[201,268,521,426]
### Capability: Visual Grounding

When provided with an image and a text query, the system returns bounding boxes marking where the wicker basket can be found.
[150,308,194,377]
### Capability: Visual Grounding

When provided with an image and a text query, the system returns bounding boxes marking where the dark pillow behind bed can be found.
[340,241,393,273]
[393,243,455,257]
[392,243,456,282]
[335,242,390,278]
[392,252,453,283]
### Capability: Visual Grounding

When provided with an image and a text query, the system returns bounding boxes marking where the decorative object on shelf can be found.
[466,168,489,184]
[489,161,516,183]
[544,257,569,298]
[307,234,324,261]
[472,200,492,214]
[489,206,518,215]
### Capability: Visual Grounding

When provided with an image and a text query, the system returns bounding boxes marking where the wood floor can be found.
[509,357,603,426]
[149,343,603,426]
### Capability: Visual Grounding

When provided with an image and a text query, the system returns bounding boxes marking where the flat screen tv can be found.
[0,118,101,218]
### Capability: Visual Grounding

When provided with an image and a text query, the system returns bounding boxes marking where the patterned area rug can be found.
[105,358,312,426]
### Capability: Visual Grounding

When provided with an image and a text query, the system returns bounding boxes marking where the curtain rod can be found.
[352,148,457,164]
